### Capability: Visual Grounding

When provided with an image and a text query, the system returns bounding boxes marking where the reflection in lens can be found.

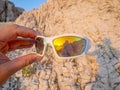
[53,36,86,57]
[35,37,45,55]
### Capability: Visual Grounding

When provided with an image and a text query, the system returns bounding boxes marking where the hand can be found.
[0,23,42,86]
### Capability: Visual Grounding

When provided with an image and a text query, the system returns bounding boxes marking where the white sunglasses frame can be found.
[35,34,90,59]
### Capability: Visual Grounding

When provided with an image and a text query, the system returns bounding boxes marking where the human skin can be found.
[0,23,42,86]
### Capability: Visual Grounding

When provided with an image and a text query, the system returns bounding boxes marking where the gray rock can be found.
[0,0,24,22]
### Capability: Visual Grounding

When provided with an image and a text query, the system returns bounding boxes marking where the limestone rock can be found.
[1,0,120,90]
[0,0,24,22]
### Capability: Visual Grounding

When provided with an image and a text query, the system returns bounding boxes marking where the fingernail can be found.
[36,55,43,61]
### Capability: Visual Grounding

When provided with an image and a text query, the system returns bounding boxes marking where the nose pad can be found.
[46,44,52,52]
[45,44,54,56]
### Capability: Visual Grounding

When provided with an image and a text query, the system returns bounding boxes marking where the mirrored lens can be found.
[35,37,45,55]
[53,36,86,57]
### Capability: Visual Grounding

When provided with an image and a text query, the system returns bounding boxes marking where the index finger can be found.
[14,25,37,38]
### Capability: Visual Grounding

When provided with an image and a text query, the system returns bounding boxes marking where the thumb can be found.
[0,53,42,78]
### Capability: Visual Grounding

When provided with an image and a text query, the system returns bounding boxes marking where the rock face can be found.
[1,0,120,90]
[0,0,24,22]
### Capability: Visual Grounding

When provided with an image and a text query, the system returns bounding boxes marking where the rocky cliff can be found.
[1,0,120,90]
[0,0,24,22]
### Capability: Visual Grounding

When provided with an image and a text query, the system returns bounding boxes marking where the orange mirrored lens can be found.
[53,36,86,57]
[35,37,45,55]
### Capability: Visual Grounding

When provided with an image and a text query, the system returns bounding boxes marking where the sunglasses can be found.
[35,34,90,59]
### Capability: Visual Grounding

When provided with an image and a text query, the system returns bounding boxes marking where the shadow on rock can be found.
[88,38,120,90]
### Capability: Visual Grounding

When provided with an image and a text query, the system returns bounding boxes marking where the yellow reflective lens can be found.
[53,36,86,57]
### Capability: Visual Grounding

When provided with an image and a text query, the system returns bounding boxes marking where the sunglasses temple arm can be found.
[84,38,91,53]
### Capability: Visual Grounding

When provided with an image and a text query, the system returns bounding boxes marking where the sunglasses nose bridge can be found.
[45,37,52,44]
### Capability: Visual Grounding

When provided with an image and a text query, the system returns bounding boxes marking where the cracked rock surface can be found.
[1,0,120,90]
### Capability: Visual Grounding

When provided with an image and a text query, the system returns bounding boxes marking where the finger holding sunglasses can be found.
[0,23,37,53]
[7,38,35,53]
[0,23,42,86]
